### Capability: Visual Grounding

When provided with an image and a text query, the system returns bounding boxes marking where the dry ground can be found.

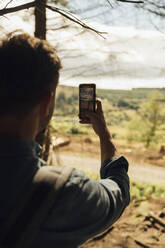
[55,135,165,169]
[80,198,165,248]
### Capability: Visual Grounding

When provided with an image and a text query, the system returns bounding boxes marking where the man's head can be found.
[0,33,61,139]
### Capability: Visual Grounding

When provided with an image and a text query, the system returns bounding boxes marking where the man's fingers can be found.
[85,111,98,120]
[79,111,97,124]
[79,119,91,124]
[96,99,103,114]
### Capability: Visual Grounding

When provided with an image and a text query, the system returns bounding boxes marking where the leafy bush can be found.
[130,181,165,200]
[70,127,80,134]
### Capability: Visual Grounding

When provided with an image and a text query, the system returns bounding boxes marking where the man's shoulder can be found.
[34,163,75,189]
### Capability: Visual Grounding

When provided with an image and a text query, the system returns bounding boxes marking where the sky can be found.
[0,0,165,90]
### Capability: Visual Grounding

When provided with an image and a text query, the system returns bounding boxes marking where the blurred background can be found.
[0,2,165,246]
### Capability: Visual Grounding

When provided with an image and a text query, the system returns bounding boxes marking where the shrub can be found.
[70,127,79,134]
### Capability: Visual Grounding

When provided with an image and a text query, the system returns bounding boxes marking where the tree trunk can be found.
[34,0,47,39]
[35,127,51,162]
[34,0,52,163]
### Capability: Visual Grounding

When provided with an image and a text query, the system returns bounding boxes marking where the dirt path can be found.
[54,153,165,184]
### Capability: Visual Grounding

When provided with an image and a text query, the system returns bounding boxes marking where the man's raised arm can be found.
[82,99,116,164]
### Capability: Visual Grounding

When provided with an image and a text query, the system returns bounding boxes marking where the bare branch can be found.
[71,4,107,15]
[147,8,165,18]
[46,4,107,38]
[0,0,144,17]
[0,1,36,15]
[106,0,114,8]
[47,24,70,31]
[148,15,165,34]
[4,0,14,9]
[117,0,143,3]
[142,0,165,18]
[83,9,112,21]
[105,0,144,8]
[0,1,106,38]
[147,0,165,9]
[0,0,143,38]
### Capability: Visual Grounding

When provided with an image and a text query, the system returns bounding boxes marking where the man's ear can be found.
[39,93,52,117]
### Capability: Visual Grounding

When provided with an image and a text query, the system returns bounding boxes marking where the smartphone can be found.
[79,84,96,121]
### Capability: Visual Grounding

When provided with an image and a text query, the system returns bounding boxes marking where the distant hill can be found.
[55,84,165,119]
[57,84,165,99]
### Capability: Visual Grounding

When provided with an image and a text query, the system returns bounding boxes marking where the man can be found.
[0,33,130,248]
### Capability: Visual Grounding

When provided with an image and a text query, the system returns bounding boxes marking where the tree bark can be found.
[34,0,51,163]
[34,0,47,39]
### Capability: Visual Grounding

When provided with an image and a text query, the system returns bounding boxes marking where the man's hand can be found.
[79,99,116,163]
[79,99,110,140]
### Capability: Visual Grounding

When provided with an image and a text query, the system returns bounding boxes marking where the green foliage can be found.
[55,85,165,121]
[50,120,93,135]
[117,99,138,110]
[127,91,165,146]
[69,125,87,135]
[126,117,142,142]
[50,120,69,133]
[131,181,165,200]
[70,127,79,134]
[55,90,78,116]
[54,85,165,144]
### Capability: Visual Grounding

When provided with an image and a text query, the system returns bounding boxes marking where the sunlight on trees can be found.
[127,91,165,147]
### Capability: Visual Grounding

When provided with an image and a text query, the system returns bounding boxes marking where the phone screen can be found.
[79,84,96,120]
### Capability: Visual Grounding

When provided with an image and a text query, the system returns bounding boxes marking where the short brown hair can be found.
[0,33,61,116]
